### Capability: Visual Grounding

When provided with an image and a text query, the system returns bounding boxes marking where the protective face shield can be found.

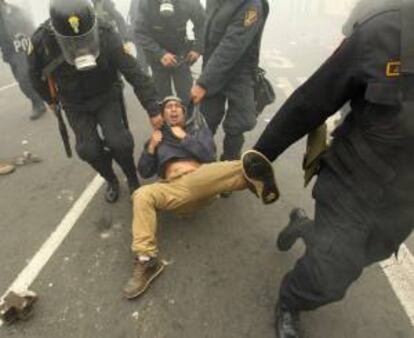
[53,24,100,71]
[159,0,175,17]
[50,0,100,71]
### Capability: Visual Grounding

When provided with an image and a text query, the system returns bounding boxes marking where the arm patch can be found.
[244,6,259,27]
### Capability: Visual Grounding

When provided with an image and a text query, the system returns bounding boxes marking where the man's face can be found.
[163,100,185,127]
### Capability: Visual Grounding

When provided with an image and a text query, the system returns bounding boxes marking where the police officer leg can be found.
[222,75,257,160]
[9,57,46,120]
[275,169,369,338]
[149,60,173,101]
[97,99,140,195]
[172,63,193,106]
[65,106,119,202]
[200,94,226,135]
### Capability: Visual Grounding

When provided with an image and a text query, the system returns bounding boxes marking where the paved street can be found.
[0,1,413,338]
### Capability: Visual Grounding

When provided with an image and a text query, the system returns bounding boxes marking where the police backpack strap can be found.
[400,0,414,134]
[41,54,65,80]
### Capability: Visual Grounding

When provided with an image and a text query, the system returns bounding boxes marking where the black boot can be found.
[30,101,47,120]
[105,178,120,203]
[277,208,309,252]
[275,302,301,338]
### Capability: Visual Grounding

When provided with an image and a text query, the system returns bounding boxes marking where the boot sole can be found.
[124,262,165,300]
[242,150,279,204]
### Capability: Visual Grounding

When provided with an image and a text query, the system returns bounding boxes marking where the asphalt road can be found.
[0,5,413,338]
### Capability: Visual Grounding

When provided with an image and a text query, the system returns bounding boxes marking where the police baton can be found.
[47,77,72,158]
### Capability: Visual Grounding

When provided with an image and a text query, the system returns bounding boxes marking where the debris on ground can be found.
[0,163,15,175]
[0,290,38,325]
[0,151,42,175]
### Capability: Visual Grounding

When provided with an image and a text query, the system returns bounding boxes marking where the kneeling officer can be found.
[28,0,160,202]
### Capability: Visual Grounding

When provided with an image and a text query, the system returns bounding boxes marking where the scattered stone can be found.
[0,290,38,325]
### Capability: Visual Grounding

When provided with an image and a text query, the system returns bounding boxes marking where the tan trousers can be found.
[131,161,247,256]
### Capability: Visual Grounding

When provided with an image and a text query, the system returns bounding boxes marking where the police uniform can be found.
[92,0,129,40]
[0,1,46,119]
[134,0,205,106]
[198,0,269,161]
[128,0,149,75]
[252,1,414,336]
[28,19,159,195]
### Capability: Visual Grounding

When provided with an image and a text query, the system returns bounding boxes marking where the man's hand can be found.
[186,50,201,64]
[160,53,177,67]
[191,84,207,105]
[150,114,164,129]
[171,126,187,140]
[123,41,137,58]
[148,130,163,154]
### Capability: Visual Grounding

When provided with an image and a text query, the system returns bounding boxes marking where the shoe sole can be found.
[124,262,165,300]
[242,150,279,204]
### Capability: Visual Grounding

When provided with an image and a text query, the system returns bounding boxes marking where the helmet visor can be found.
[53,19,100,71]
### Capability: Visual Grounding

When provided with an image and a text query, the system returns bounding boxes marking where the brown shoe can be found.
[0,163,15,175]
[123,257,164,299]
[242,150,279,204]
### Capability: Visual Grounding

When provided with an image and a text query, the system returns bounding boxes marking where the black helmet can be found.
[49,0,100,71]
[50,0,96,37]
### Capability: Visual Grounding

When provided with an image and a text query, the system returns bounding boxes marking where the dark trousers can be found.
[149,59,193,106]
[201,73,256,160]
[280,167,413,311]
[64,96,138,186]
[8,55,44,107]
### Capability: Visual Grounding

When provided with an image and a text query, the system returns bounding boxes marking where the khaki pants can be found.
[131,161,247,256]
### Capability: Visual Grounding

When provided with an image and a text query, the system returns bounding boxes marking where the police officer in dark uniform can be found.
[92,0,129,41]
[28,0,161,203]
[191,0,269,161]
[134,0,205,106]
[0,0,46,120]
[128,0,149,76]
[246,0,414,336]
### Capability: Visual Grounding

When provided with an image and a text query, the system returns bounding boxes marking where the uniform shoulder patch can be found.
[386,61,401,77]
[244,6,259,27]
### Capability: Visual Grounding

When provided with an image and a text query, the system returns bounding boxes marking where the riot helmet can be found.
[159,0,175,17]
[50,0,99,71]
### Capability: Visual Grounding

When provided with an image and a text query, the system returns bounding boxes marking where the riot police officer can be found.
[28,0,161,203]
[92,0,129,41]
[0,0,46,120]
[191,0,269,161]
[128,0,149,76]
[247,0,414,337]
[134,0,205,106]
